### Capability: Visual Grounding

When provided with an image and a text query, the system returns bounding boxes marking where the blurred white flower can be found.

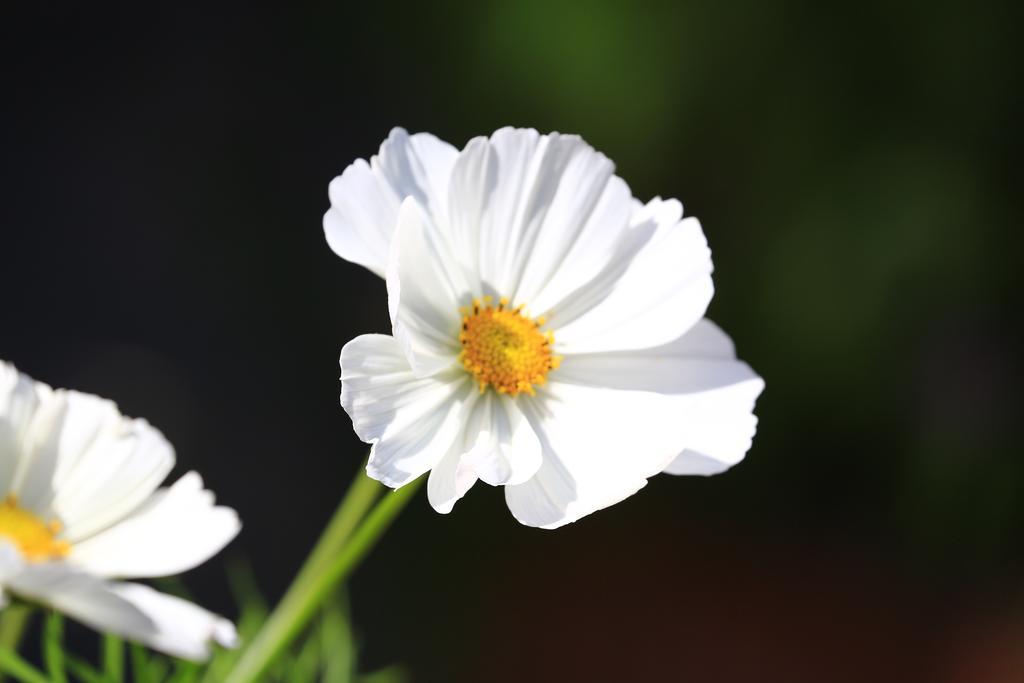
[326,127,764,528]
[0,361,240,660]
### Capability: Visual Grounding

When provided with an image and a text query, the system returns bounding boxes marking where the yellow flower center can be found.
[458,297,561,396]
[0,495,69,562]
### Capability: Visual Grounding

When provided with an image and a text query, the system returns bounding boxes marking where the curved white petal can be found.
[0,369,176,541]
[0,361,49,495]
[550,200,714,354]
[0,541,21,584]
[324,128,458,278]
[341,334,472,488]
[68,472,240,578]
[7,560,234,661]
[525,174,634,315]
[505,321,763,527]
[460,392,542,487]
[450,128,619,303]
[426,445,478,515]
[386,197,468,376]
[46,408,175,543]
[7,562,153,641]
[110,583,238,661]
[555,319,765,477]
[505,381,689,529]
[425,390,542,514]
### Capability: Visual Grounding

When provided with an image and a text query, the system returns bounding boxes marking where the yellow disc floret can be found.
[459,297,561,396]
[0,494,70,562]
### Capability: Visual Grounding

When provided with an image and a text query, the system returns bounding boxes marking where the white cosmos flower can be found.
[326,127,765,529]
[0,361,240,661]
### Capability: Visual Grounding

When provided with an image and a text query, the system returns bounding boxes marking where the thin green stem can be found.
[0,603,33,683]
[225,475,421,683]
[102,634,123,683]
[0,604,32,655]
[43,612,67,683]
[290,470,383,587]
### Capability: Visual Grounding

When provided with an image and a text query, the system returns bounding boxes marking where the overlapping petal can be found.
[4,556,234,661]
[4,388,176,542]
[450,128,620,302]
[324,128,458,277]
[549,201,713,353]
[386,198,468,376]
[556,319,764,477]
[341,334,471,487]
[0,363,48,494]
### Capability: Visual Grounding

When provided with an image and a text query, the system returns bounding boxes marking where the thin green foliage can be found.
[102,634,123,682]
[357,665,411,683]
[0,648,48,683]
[42,612,67,683]
[63,655,109,683]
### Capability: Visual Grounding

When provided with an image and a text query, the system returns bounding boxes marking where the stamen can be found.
[458,297,559,397]
[0,495,70,562]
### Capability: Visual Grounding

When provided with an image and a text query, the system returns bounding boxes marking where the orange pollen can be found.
[458,296,561,397]
[0,494,70,562]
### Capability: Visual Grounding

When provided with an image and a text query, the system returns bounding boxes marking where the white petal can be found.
[458,128,618,302]
[374,128,459,232]
[0,540,23,583]
[386,197,468,376]
[505,381,689,529]
[460,392,542,487]
[11,390,123,513]
[110,583,238,660]
[7,563,150,635]
[555,319,765,476]
[526,175,634,315]
[68,472,240,578]
[341,334,472,488]
[0,375,176,540]
[505,322,762,527]
[661,381,763,476]
[444,136,493,290]
[550,200,714,353]
[0,361,48,495]
[40,403,175,543]
[324,128,458,278]
[6,561,234,661]
[426,445,478,515]
[425,391,542,514]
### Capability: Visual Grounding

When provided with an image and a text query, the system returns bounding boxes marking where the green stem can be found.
[0,603,31,651]
[290,470,384,587]
[0,603,33,683]
[102,635,123,683]
[225,475,421,683]
[0,648,48,683]
[43,612,67,683]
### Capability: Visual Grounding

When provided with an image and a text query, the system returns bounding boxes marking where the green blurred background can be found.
[2,1,1021,680]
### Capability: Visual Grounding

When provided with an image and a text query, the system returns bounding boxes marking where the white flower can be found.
[326,127,765,529]
[0,361,240,661]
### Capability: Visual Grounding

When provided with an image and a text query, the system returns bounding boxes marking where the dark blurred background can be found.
[2,1,1021,681]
